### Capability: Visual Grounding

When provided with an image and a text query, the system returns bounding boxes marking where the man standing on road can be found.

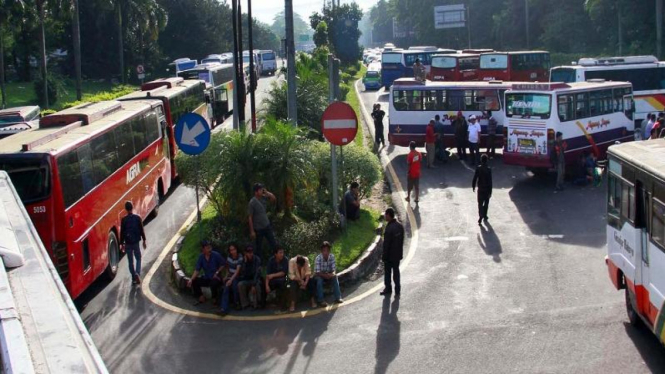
[486,111,498,158]
[380,208,404,297]
[249,183,277,261]
[454,113,468,160]
[553,132,566,191]
[467,115,481,166]
[188,240,225,305]
[406,141,421,204]
[119,201,146,285]
[371,103,386,148]
[472,154,493,225]
[425,119,437,168]
[434,114,446,160]
[642,113,654,140]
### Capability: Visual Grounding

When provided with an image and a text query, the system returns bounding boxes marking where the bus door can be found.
[636,181,649,292]
[213,86,227,124]
[624,94,635,130]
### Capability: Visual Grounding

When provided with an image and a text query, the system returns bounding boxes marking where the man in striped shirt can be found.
[314,241,343,306]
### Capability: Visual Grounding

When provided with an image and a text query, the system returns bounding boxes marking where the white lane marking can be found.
[443,236,469,242]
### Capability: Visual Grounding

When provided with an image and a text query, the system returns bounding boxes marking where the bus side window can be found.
[651,198,665,249]
[575,93,588,119]
[558,94,573,122]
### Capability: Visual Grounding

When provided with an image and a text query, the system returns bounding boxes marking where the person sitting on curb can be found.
[238,245,263,310]
[187,240,225,306]
[288,255,317,311]
[314,241,343,306]
[220,243,243,316]
[265,247,289,312]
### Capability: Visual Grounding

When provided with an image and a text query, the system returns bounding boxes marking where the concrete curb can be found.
[170,80,386,292]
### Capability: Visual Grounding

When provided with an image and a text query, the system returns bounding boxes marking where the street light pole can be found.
[285,0,298,126]
[237,0,246,125]
[248,0,257,133]
[231,0,241,130]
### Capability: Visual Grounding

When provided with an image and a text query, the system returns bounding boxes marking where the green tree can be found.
[310,2,363,64]
[313,20,329,48]
[0,0,23,108]
[270,11,312,40]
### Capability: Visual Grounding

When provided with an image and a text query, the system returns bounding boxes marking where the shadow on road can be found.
[623,322,665,370]
[478,222,503,263]
[374,296,400,374]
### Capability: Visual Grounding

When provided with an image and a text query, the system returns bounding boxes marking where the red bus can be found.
[478,51,550,82]
[430,53,480,81]
[0,99,171,298]
[118,77,208,183]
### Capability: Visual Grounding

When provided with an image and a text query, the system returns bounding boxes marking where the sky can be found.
[251,0,377,25]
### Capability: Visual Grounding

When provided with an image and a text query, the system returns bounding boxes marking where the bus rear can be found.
[503,88,554,169]
[430,54,479,81]
[480,52,550,81]
[381,51,405,88]
[260,50,277,75]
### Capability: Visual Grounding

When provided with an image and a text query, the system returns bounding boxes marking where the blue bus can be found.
[381,48,456,88]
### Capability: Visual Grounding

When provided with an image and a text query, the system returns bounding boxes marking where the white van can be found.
[259,50,277,76]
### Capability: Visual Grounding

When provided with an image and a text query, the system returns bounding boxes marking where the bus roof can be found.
[0,100,159,155]
[0,171,108,373]
[392,78,515,89]
[608,139,665,183]
[122,79,203,101]
[181,62,233,73]
[481,50,549,55]
[508,80,631,92]
[0,106,40,119]
[432,53,478,59]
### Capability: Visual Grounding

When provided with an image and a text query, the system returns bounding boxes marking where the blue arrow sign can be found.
[175,113,211,156]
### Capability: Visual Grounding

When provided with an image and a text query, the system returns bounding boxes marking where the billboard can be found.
[434,4,466,29]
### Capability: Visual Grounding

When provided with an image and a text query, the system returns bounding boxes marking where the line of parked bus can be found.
[0,70,229,299]
[376,45,551,88]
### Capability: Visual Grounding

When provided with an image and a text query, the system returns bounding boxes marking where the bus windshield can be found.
[480,54,508,69]
[0,156,50,203]
[366,71,380,78]
[262,52,275,60]
[0,116,23,125]
[550,68,577,83]
[382,53,402,64]
[506,93,552,119]
[432,57,456,69]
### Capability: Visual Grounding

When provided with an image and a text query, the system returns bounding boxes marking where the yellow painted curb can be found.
[139,82,419,321]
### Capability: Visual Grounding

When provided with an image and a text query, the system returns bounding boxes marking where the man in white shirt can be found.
[467,115,481,166]
[644,113,655,140]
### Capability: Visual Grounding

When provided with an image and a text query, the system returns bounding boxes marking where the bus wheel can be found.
[625,286,641,327]
[104,231,120,280]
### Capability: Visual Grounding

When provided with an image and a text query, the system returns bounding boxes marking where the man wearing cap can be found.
[248,183,277,260]
[187,240,225,305]
[467,115,481,166]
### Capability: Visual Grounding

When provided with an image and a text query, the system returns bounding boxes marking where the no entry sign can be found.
[321,101,358,146]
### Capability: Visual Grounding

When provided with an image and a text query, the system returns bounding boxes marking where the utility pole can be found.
[285,0,298,125]
[658,0,663,59]
[238,0,246,126]
[73,0,82,101]
[524,0,530,49]
[231,0,242,130]
[656,0,663,59]
[248,0,257,133]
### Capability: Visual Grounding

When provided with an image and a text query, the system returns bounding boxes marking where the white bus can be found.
[605,139,665,344]
[550,55,665,131]
[503,81,634,173]
[388,78,510,147]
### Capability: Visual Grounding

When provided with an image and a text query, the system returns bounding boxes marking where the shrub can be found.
[33,74,66,107]
[60,85,137,109]
[280,213,339,257]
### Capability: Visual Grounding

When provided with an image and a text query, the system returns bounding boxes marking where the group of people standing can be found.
[642,112,665,140]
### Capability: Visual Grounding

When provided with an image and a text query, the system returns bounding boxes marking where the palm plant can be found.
[0,0,23,108]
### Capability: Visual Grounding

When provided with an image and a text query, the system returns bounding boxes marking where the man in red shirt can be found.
[406,141,422,204]
[425,119,436,168]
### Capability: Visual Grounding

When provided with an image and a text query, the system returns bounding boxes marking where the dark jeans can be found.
[192,277,222,299]
[267,278,288,308]
[468,142,479,165]
[383,260,401,294]
[221,277,240,312]
[487,134,496,156]
[478,192,490,220]
[255,226,277,260]
[289,279,316,304]
[125,243,142,278]
[456,138,467,160]
[375,124,385,146]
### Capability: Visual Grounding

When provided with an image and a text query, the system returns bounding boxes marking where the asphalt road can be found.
[80,78,665,374]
